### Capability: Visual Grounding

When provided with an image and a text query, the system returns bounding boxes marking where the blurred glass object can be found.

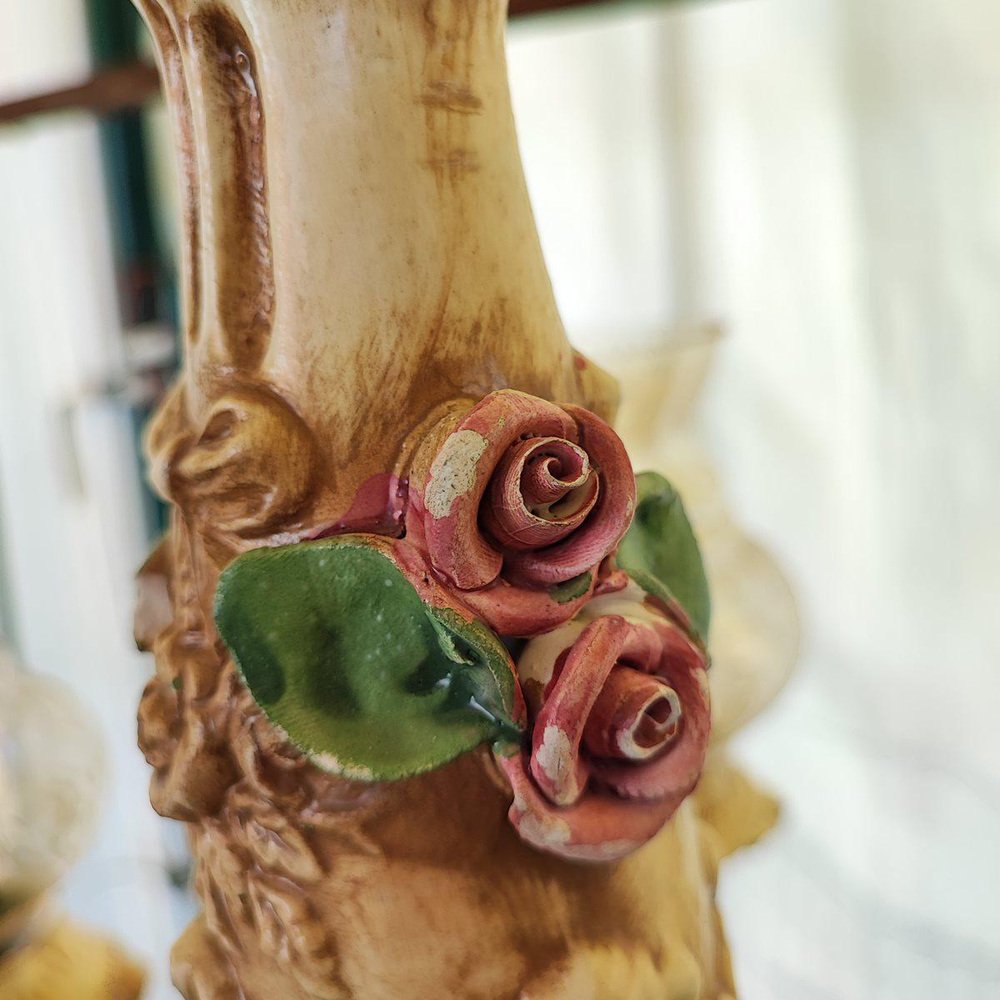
[0,648,105,929]
[600,328,800,742]
[0,648,147,998]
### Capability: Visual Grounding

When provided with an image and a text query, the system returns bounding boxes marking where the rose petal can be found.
[528,617,628,805]
[403,508,596,638]
[499,750,681,863]
[529,616,660,806]
[582,666,682,761]
[588,621,709,802]
[482,438,598,551]
[521,444,590,510]
[418,392,578,590]
[503,405,636,588]
[462,580,596,638]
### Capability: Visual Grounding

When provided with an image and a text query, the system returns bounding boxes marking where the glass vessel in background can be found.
[601,329,800,739]
[0,648,145,999]
[0,648,105,930]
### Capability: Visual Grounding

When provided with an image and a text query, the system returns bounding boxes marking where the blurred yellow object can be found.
[694,753,781,864]
[0,916,145,1000]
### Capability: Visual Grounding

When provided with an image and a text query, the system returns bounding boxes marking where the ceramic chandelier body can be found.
[132,2,750,997]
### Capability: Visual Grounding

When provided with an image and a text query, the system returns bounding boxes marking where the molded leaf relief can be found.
[148,384,323,549]
[194,817,345,999]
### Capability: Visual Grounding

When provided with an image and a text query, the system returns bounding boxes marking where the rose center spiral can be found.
[583,666,682,762]
[484,437,599,552]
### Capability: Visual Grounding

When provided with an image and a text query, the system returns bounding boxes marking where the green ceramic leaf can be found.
[617,471,711,641]
[214,538,522,781]
[548,571,593,605]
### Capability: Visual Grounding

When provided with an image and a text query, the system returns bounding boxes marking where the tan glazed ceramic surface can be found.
[132,2,772,996]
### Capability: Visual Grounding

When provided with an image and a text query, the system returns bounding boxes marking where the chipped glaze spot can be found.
[423,429,488,519]
[516,810,572,849]
[534,724,575,798]
[312,753,374,783]
[558,839,642,863]
[515,620,584,689]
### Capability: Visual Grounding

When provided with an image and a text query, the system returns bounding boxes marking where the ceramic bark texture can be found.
[133,1,742,997]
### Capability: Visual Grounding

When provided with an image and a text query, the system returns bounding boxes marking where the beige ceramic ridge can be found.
[132,1,770,996]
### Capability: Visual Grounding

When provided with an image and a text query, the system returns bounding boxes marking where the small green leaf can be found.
[548,571,593,605]
[617,471,711,641]
[214,537,523,781]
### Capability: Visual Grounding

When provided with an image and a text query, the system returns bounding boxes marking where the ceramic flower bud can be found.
[497,585,710,862]
[407,389,636,637]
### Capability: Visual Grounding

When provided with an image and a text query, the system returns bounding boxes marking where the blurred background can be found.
[0,1,998,998]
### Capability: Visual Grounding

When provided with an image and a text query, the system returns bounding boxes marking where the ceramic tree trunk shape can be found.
[133,1,740,997]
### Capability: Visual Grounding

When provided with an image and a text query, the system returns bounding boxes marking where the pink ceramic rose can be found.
[497,585,710,862]
[407,389,636,637]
